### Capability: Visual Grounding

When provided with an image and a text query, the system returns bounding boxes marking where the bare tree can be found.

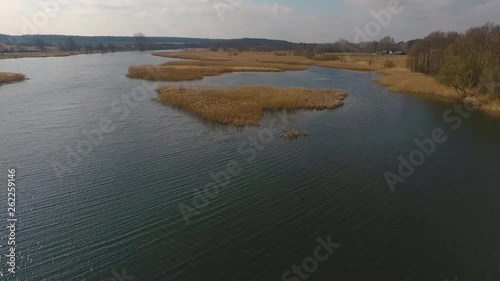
[64,37,77,51]
[407,31,460,75]
[97,42,107,53]
[378,36,395,51]
[134,33,147,51]
[438,23,500,97]
[34,38,45,52]
[107,44,116,53]
[84,46,94,54]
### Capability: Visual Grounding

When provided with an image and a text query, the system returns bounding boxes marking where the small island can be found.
[155,86,347,127]
[281,129,309,140]
[0,72,26,85]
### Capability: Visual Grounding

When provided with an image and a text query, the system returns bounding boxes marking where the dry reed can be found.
[128,50,410,81]
[156,86,347,127]
[376,68,460,99]
[127,64,294,81]
[0,72,25,85]
[280,129,309,140]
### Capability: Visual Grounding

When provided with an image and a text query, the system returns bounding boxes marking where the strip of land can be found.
[0,72,26,85]
[127,50,376,82]
[0,51,82,60]
[127,52,309,81]
[128,50,500,113]
[155,86,347,127]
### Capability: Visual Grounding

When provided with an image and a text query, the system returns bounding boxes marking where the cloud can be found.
[0,0,498,42]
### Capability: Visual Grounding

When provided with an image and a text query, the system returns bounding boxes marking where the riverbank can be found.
[0,72,26,85]
[155,86,347,127]
[142,50,500,114]
[0,51,82,60]
[376,67,500,114]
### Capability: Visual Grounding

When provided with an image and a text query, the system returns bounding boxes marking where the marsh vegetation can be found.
[126,50,410,83]
[127,23,500,113]
[155,86,347,127]
[129,50,455,105]
[407,23,500,112]
[0,72,26,85]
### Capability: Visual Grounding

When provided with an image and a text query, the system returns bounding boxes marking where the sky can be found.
[1,0,499,43]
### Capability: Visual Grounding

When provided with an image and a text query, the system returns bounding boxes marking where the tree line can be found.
[407,23,500,98]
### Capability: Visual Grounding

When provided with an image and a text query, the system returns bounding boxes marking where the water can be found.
[1,52,499,281]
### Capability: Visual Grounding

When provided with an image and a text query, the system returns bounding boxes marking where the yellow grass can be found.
[314,53,407,71]
[156,86,347,127]
[480,100,500,114]
[465,95,500,115]
[0,72,26,85]
[127,64,291,81]
[127,51,309,81]
[128,50,409,81]
[376,68,460,99]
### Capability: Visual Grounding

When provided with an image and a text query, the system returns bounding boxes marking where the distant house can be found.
[375,49,406,55]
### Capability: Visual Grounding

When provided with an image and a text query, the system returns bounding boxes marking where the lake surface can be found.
[1,52,499,281]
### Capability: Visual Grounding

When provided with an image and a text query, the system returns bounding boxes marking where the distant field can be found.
[0,72,25,85]
[152,50,408,72]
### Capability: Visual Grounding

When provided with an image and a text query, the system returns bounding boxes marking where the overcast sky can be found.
[1,0,499,43]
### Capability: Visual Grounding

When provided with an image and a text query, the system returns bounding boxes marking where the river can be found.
[0,51,499,281]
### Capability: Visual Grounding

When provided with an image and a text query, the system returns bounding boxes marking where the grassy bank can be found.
[0,51,82,60]
[376,67,500,114]
[376,68,460,99]
[0,72,26,85]
[156,86,347,127]
[148,50,407,74]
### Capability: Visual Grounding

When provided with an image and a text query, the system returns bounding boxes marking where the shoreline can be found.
[0,51,83,60]
[0,50,136,60]
[374,68,500,115]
